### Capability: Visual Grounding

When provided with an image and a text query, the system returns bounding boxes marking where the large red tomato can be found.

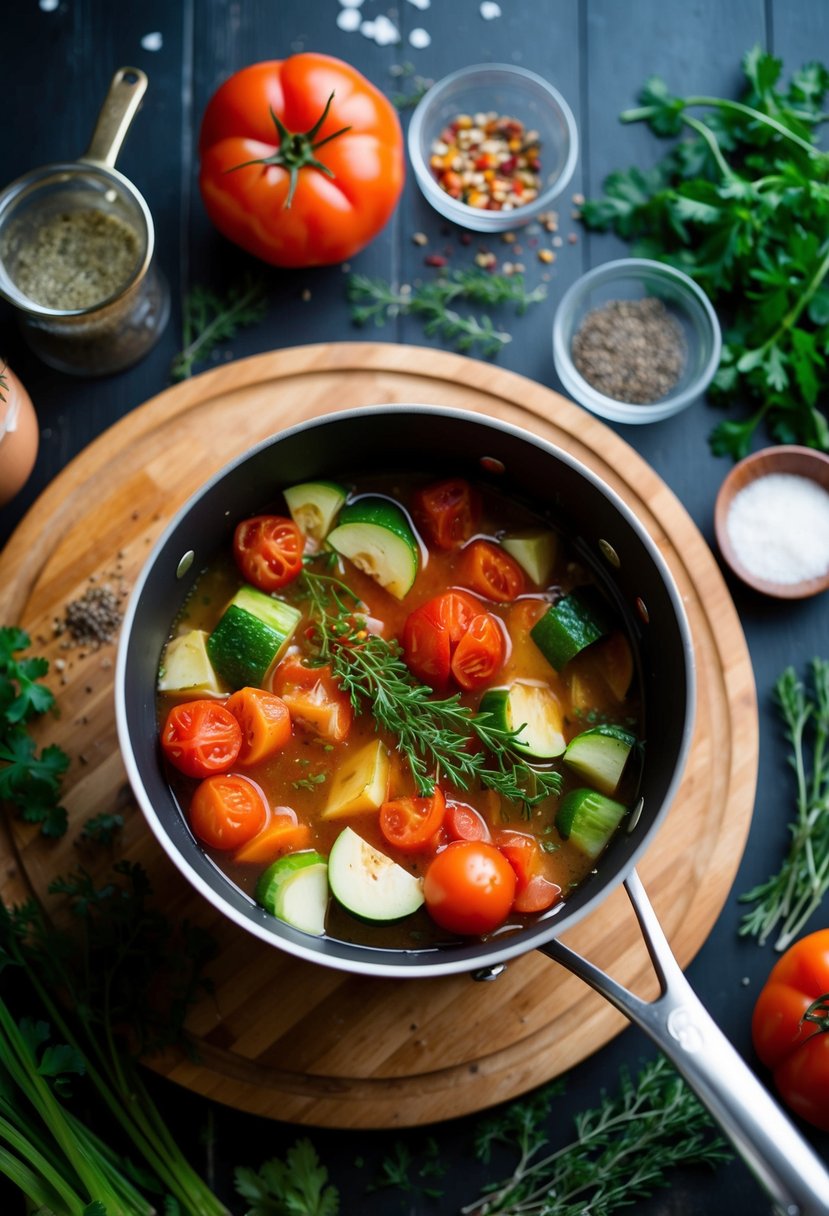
[198,53,404,267]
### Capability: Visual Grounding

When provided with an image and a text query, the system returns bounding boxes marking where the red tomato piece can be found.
[412,479,479,550]
[189,773,269,850]
[225,687,292,765]
[423,841,516,935]
[198,54,404,268]
[495,830,562,915]
[233,515,304,591]
[380,787,446,853]
[402,590,492,689]
[752,929,829,1132]
[272,657,353,742]
[450,613,506,690]
[160,700,242,779]
[457,540,525,602]
[443,800,492,843]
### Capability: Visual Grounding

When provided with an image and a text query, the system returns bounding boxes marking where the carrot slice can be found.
[234,816,312,864]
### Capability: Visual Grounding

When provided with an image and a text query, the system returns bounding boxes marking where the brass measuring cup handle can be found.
[81,67,148,170]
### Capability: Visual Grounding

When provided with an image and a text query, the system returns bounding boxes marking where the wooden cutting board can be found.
[0,342,758,1129]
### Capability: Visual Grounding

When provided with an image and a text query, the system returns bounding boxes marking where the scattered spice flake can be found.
[538,248,555,264]
[412,232,429,246]
[424,254,447,267]
[55,584,124,650]
[301,288,312,302]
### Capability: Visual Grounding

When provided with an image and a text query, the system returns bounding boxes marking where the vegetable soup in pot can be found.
[155,471,644,950]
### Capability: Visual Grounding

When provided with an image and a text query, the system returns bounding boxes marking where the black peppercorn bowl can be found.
[552,258,721,423]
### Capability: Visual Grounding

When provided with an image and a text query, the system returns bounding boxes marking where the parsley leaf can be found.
[235,1139,339,1216]
[582,45,829,457]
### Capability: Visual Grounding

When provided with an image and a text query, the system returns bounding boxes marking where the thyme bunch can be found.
[740,657,829,950]
[296,565,561,815]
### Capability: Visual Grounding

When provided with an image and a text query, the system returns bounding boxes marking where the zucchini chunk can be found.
[501,529,559,585]
[555,788,627,859]
[283,480,347,545]
[158,629,225,696]
[327,497,418,599]
[479,681,566,759]
[256,850,329,936]
[328,827,424,922]
[207,585,301,690]
[530,588,611,671]
[563,725,636,796]
[322,739,390,819]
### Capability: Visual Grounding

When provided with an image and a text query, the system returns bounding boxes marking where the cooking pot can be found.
[115,405,829,1216]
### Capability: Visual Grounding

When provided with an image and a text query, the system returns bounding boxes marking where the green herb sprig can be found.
[740,658,829,950]
[581,46,829,458]
[0,627,69,837]
[463,1056,731,1215]
[296,565,561,815]
[235,1138,338,1216]
[171,274,269,381]
[347,268,547,359]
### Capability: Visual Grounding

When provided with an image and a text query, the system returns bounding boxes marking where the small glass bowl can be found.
[552,258,722,424]
[408,63,578,233]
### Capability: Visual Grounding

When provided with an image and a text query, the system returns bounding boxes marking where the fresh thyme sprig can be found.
[171,273,269,381]
[740,657,829,950]
[347,268,547,359]
[296,565,562,815]
[463,1056,731,1216]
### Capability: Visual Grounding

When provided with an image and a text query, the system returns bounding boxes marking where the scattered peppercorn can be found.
[571,297,687,403]
[429,111,541,211]
[54,583,124,649]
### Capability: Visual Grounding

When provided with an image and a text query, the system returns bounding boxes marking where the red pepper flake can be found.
[424,253,448,267]
[429,110,542,212]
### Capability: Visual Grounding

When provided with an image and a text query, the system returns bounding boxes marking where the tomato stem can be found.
[224,91,352,208]
[803,993,829,1034]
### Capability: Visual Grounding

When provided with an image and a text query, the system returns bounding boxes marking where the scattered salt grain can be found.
[409,27,431,48]
[361,15,401,44]
[39,0,59,10]
[480,1,502,18]
[337,7,362,30]
[726,473,829,586]
[339,0,364,7]
[140,32,163,52]
[407,0,431,8]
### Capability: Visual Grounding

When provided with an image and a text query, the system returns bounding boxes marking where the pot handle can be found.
[81,67,148,169]
[537,868,829,1216]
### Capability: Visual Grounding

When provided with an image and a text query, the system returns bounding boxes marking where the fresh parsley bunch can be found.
[582,46,829,458]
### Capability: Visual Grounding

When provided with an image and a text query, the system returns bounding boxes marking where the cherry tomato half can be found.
[189,773,269,850]
[412,479,479,550]
[450,612,506,690]
[457,540,525,602]
[402,590,481,687]
[233,515,304,591]
[495,830,562,915]
[380,786,446,853]
[225,687,292,765]
[161,700,242,779]
[423,841,516,935]
[273,657,353,743]
[443,800,492,843]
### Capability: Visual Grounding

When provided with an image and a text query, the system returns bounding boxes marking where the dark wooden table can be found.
[2,3,828,1213]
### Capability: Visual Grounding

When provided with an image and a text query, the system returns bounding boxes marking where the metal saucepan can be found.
[115,405,829,1216]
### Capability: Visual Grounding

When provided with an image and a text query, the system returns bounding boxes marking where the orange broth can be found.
[157,473,643,949]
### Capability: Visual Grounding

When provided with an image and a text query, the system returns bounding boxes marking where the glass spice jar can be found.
[0,67,169,376]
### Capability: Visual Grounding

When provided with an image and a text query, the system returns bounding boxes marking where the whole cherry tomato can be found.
[412,479,479,550]
[380,786,446,853]
[457,540,525,602]
[161,700,242,778]
[423,841,516,935]
[189,773,269,850]
[233,515,304,591]
[752,929,829,1132]
[198,54,404,267]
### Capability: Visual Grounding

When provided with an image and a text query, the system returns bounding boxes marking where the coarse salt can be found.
[726,472,829,585]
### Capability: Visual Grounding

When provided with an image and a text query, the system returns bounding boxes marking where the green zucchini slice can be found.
[479,681,566,760]
[563,725,636,796]
[501,529,559,585]
[530,588,611,671]
[283,480,347,544]
[207,585,301,690]
[255,850,329,936]
[555,788,627,859]
[326,497,419,599]
[328,827,424,922]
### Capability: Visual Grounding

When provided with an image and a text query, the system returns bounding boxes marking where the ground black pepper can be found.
[571,297,687,403]
[54,583,124,649]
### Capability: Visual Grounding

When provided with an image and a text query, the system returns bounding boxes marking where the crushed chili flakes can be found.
[429,111,542,211]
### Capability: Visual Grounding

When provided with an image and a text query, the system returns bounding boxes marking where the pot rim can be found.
[115,403,697,979]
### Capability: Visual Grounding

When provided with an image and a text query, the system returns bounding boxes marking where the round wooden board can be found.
[0,342,758,1129]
